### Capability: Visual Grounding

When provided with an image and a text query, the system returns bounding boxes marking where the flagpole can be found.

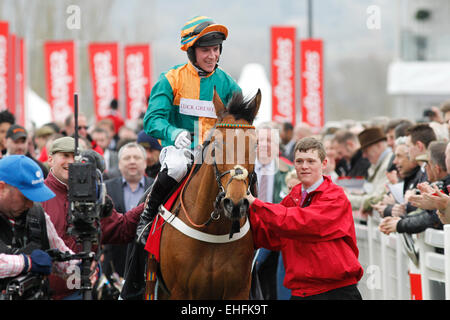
[307,0,313,39]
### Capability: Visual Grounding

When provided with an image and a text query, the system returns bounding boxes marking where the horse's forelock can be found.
[226,91,257,123]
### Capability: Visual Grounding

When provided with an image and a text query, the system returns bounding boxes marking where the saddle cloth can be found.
[144,178,188,262]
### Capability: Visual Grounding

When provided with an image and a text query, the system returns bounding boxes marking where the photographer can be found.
[0,155,78,298]
[42,137,145,300]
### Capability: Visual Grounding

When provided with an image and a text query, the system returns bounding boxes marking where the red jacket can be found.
[42,170,144,299]
[249,175,363,297]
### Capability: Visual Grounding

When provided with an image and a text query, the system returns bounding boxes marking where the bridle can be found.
[180,122,257,228]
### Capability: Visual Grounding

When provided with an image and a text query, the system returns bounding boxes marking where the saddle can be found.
[144,177,187,261]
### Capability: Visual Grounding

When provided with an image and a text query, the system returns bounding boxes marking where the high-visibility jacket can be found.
[143,62,241,147]
[249,175,364,297]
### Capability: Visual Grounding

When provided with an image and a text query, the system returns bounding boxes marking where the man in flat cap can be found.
[345,127,393,214]
[42,136,145,300]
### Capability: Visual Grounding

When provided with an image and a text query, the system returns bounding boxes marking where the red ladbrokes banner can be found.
[44,41,76,122]
[124,44,151,120]
[0,22,8,111]
[88,43,119,120]
[271,26,297,125]
[301,39,324,132]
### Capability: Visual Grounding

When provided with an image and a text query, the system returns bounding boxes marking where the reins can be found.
[180,159,207,228]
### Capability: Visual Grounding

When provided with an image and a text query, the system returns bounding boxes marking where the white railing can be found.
[353,212,450,300]
[417,227,446,299]
[445,224,450,298]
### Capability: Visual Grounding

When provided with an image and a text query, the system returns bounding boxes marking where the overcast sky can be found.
[47,0,395,79]
[125,0,397,79]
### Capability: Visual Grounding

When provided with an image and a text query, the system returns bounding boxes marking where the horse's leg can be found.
[159,222,190,299]
[221,274,252,300]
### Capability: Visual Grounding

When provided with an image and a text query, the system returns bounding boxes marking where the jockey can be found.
[136,16,241,244]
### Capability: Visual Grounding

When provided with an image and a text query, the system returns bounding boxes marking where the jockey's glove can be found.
[174,130,191,149]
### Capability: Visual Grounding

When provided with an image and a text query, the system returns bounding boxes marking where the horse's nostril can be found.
[223,198,233,212]
[240,198,249,215]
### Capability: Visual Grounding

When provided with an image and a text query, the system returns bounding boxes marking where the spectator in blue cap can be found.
[0,154,54,205]
[0,155,78,289]
[137,130,161,179]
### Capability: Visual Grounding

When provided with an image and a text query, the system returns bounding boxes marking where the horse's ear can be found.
[249,89,261,124]
[213,87,227,120]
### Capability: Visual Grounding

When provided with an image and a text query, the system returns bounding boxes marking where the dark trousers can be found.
[290,284,362,300]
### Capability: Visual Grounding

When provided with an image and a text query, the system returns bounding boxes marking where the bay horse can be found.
[154,89,261,299]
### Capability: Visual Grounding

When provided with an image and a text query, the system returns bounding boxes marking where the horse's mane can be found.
[226,91,256,123]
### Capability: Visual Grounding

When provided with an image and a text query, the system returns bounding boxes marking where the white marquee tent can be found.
[237,63,272,127]
[25,88,52,130]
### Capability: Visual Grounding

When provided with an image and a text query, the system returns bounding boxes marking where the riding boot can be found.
[136,169,178,246]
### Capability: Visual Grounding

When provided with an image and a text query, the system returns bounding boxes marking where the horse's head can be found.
[208,88,261,222]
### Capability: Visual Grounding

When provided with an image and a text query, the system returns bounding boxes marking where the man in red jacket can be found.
[247,137,364,300]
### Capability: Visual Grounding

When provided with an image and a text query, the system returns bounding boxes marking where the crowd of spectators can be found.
[251,99,450,299]
[3,96,450,300]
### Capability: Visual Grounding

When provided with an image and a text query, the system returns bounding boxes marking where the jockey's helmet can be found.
[180,16,228,51]
[180,16,228,66]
